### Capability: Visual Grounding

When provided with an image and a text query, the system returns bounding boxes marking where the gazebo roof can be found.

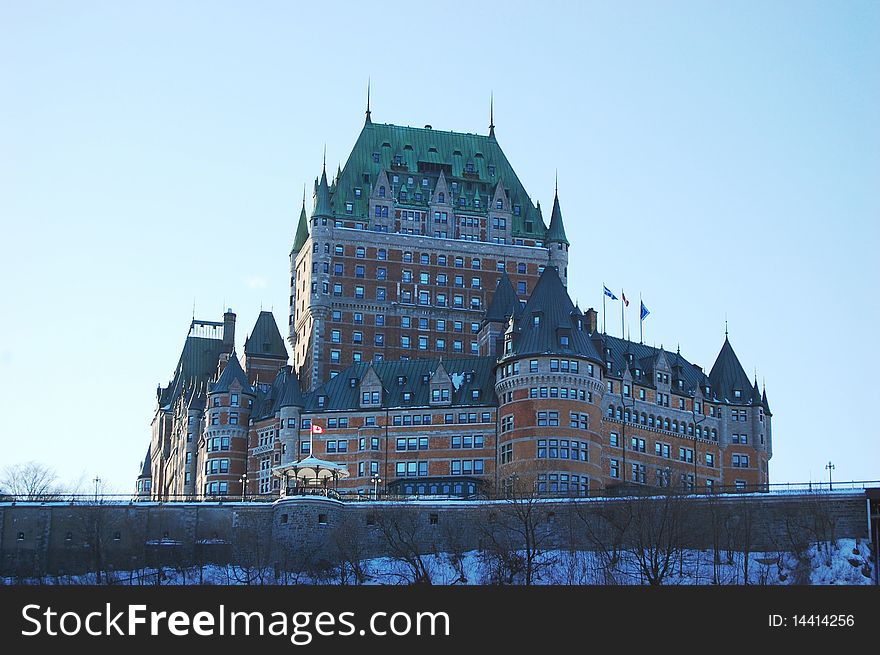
[273,456,349,481]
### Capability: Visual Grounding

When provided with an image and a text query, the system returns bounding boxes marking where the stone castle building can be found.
[139,107,772,500]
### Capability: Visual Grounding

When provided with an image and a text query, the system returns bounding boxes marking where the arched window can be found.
[648,415,655,428]
[663,418,670,431]
[607,405,614,418]
[672,420,678,433]
[379,186,386,198]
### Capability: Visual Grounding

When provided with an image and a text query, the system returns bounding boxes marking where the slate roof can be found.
[762,388,772,415]
[303,357,496,412]
[157,327,226,410]
[484,272,522,323]
[505,266,602,363]
[244,311,288,360]
[209,354,251,394]
[593,331,764,408]
[599,335,710,393]
[708,337,754,404]
[326,121,546,239]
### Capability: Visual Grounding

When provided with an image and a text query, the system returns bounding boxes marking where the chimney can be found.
[223,308,236,353]
[585,308,598,334]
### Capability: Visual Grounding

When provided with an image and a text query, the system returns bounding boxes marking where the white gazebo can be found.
[272,456,349,498]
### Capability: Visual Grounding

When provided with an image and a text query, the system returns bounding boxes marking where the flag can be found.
[622,291,629,307]
[603,286,618,300]
[640,301,650,321]
[311,424,324,434]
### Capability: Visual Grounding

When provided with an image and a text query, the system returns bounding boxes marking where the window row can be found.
[606,405,718,440]
[537,439,589,461]
[536,473,589,496]
[529,387,592,402]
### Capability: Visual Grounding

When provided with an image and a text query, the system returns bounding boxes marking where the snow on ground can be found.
[2,539,874,586]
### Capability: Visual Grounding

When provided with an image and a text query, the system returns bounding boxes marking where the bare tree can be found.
[602,489,690,586]
[1,462,63,500]
[479,474,554,585]
[373,505,434,585]
[329,513,372,585]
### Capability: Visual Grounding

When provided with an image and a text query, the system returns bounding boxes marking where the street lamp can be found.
[93,476,101,503]
[370,474,382,500]
[825,461,834,491]
[240,473,248,501]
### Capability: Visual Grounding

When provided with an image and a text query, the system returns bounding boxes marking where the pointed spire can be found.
[365,78,372,124]
[489,92,495,139]
[313,156,332,218]
[292,191,310,255]
[546,182,569,245]
[761,384,771,415]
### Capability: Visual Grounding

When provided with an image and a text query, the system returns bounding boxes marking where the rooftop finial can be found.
[725,317,728,338]
[365,78,372,124]
[489,92,495,138]
[555,169,558,196]
[302,183,306,208]
[323,144,326,171]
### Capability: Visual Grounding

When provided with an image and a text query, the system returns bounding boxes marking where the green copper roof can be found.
[329,122,544,238]
[546,191,569,244]
[292,202,309,255]
[313,167,332,217]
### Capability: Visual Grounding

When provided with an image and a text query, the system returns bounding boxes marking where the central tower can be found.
[288,108,570,391]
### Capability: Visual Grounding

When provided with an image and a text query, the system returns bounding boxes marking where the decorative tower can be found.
[546,186,570,286]
[494,267,604,495]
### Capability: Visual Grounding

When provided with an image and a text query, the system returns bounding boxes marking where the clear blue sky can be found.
[1,1,877,493]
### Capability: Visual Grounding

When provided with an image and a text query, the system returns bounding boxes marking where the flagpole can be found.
[602,283,606,333]
[639,293,643,344]
[621,289,624,339]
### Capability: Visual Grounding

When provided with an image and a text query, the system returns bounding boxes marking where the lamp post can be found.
[825,461,834,491]
[691,396,707,494]
[93,476,101,503]
[370,473,382,500]
[240,473,248,501]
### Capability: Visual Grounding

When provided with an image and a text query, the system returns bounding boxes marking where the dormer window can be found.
[438,192,445,203]
[532,314,541,327]
[317,395,327,408]
[394,155,402,165]
[505,337,512,354]
[372,152,380,163]
[345,202,353,214]
[349,378,357,388]
[230,393,239,407]
[466,162,475,174]
[560,335,570,347]
[421,374,429,384]
[403,391,413,402]
[635,369,641,378]
[733,389,742,399]
[474,197,480,208]
[495,200,503,209]
[378,186,386,198]
[354,188,362,198]
[397,376,406,386]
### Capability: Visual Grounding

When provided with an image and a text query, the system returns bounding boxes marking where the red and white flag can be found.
[311,424,324,434]
[622,291,630,307]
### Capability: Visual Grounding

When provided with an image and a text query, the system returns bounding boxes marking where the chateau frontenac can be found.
[138,107,772,500]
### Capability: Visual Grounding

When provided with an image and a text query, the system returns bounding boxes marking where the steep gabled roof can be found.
[244,311,288,360]
[209,354,251,394]
[484,272,522,323]
[506,267,601,363]
[330,121,542,238]
[313,166,332,217]
[708,337,753,404]
[157,323,226,410]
